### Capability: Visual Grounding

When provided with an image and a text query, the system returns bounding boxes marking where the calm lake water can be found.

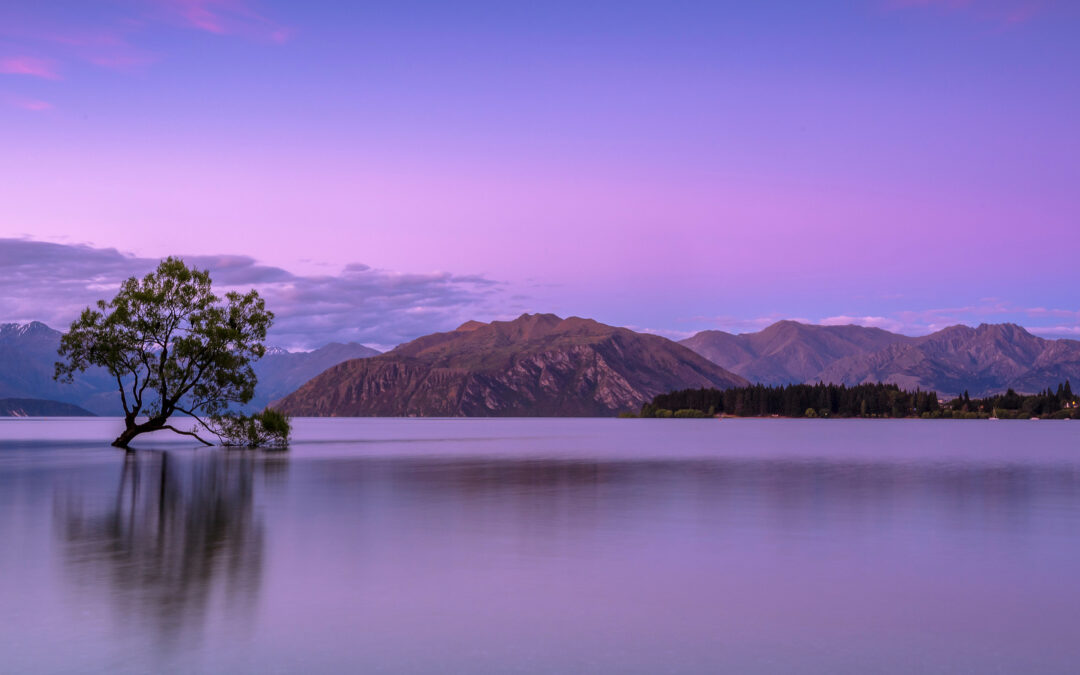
[1,418,1079,674]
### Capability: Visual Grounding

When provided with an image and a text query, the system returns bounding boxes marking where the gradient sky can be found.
[1,0,1078,347]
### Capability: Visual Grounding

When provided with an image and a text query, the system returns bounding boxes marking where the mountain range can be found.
[249,342,381,410]
[680,321,1080,397]
[680,320,909,385]
[0,322,379,415]
[4,316,1079,418]
[274,313,748,416]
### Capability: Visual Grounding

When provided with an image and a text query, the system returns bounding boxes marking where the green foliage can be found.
[209,408,292,448]
[947,385,1076,419]
[54,257,275,448]
[673,408,709,418]
[640,381,1080,420]
[641,383,940,419]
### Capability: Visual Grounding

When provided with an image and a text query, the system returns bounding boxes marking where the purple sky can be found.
[1,0,1078,348]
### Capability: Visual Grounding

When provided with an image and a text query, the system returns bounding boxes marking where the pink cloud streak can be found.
[170,0,228,33]
[0,56,61,80]
[40,28,159,72]
[3,94,54,112]
[15,99,53,112]
[0,1,287,83]
[156,0,292,42]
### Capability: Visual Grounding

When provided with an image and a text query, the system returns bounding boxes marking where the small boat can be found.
[989,416,999,420]
[1030,417,1040,421]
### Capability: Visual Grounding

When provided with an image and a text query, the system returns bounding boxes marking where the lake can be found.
[1,418,1079,674]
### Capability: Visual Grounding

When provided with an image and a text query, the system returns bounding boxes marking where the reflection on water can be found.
[55,450,287,650]
[303,455,1080,535]
[1,419,1079,674]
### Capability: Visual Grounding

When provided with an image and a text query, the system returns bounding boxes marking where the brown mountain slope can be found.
[274,313,748,416]
[680,321,912,385]
[817,323,1080,396]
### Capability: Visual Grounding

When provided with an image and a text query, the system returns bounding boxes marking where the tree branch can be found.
[114,372,131,416]
[173,405,213,433]
[161,425,214,446]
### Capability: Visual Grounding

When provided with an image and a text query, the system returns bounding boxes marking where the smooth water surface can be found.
[1,418,1079,674]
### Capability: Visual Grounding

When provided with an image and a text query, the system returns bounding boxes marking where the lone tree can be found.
[55,257,279,449]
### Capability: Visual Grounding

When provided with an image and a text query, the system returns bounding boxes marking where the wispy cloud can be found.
[826,301,1080,337]
[890,301,1016,333]
[2,93,54,111]
[1034,325,1080,336]
[0,55,61,80]
[685,301,1080,340]
[819,315,908,332]
[37,27,159,72]
[153,0,293,42]
[689,313,814,335]
[4,238,1076,348]
[628,326,699,341]
[0,238,511,351]
[0,0,287,87]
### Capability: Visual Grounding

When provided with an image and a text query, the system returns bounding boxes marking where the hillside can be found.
[817,323,1080,396]
[0,397,96,417]
[680,321,911,385]
[274,313,749,416]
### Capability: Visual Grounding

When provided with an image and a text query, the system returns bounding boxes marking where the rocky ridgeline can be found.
[274,314,748,416]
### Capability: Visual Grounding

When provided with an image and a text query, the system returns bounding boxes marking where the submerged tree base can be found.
[112,421,216,449]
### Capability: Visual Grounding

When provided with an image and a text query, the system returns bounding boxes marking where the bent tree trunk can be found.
[112,423,151,449]
[112,415,214,449]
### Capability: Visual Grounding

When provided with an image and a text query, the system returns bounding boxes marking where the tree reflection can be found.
[57,450,286,648]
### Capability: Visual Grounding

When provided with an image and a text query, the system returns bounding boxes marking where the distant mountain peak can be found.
[681,322,915,386]
[767,319,804,328]
[275,315,747,417]
[682,320,1080,395]
[974,322,1033,338]
[0,321,58,339]
[0,397,96,417]
[0,321,379,415]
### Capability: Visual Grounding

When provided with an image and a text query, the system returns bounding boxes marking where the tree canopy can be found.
[639,381,1079,419]
[55,257,285,448]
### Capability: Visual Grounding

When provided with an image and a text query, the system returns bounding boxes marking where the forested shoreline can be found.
[637,382,1079,419]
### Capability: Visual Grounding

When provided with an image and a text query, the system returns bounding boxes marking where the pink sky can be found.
[0,0,1077,345]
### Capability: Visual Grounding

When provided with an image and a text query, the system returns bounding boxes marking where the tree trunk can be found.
[111,430,137,449]
[112,417,165,449]
[111,415,214,449]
